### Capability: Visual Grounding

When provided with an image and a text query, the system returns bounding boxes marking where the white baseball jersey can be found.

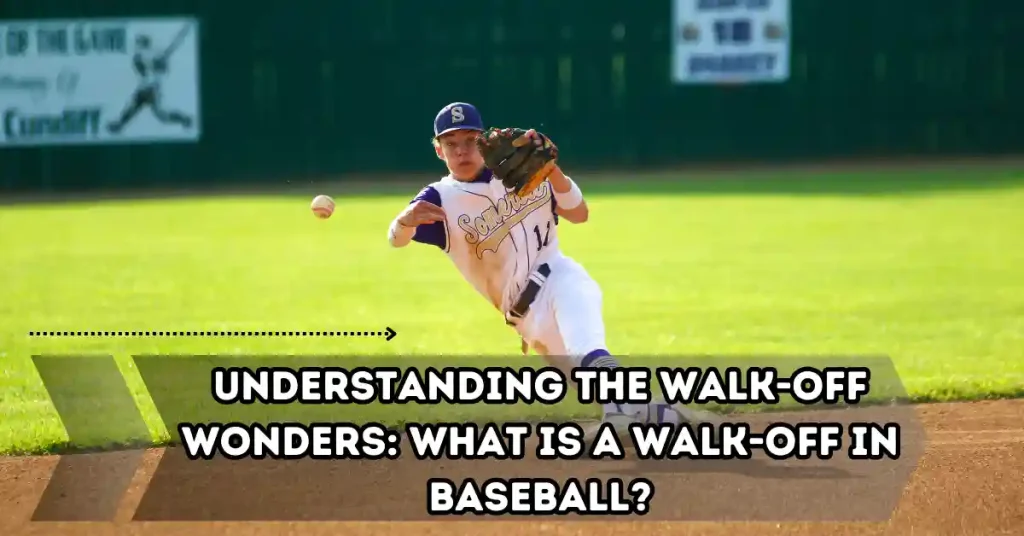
[133,51,165,90]
[409,170,563,314]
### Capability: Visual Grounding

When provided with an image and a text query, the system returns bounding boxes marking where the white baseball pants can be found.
[512,254,608,359]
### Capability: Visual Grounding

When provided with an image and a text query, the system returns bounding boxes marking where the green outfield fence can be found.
[1,0,1022,193]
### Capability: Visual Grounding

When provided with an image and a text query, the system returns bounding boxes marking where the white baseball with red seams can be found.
[311,195,335,219]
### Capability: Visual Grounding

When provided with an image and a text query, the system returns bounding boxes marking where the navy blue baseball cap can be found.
[434,102,484,138]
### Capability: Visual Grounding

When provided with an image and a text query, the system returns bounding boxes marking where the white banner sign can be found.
[0,17,200,147]
[672,0,790,84]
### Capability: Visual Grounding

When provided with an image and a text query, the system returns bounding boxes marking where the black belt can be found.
[506,263,551,323]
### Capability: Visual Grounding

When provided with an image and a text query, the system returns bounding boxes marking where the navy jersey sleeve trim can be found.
[551,194,560,225]
[410,186,448,250]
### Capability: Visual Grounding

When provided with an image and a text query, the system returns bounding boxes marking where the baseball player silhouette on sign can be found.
[107,27,193,134]
[388,102,718,442]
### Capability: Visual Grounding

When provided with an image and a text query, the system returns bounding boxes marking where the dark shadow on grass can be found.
[2,156,1024,207]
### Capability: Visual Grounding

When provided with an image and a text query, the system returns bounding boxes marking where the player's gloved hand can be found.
[397,200,446,228]
[477,127,558,198]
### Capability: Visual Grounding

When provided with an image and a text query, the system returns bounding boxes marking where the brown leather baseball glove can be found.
[477,127,559,197]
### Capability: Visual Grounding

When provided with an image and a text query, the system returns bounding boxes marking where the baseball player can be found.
[107,33,193,134]
[388,102,712,440]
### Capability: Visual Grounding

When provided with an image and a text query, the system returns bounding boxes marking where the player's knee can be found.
[564,331,608,360]
[555,304,607,355]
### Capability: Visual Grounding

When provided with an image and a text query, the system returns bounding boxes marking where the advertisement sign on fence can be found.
[0,17,200,147]
[671,0,790,85]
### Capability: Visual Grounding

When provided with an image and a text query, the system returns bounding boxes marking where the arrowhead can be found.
[385,327,397,341]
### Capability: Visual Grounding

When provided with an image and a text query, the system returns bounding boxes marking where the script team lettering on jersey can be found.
[409,172,561,313]
[458,181,553,258]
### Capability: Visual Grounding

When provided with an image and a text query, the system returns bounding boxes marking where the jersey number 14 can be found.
[533,222,551,251]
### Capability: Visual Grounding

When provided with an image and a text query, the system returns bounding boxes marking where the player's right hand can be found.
[398,200,446,227]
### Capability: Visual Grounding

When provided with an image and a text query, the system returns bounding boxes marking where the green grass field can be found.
[1,166,1023,455]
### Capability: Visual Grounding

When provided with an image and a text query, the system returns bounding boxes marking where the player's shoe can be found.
[645,401,726,447]
[581,411,640,453]
[580,405,723,456]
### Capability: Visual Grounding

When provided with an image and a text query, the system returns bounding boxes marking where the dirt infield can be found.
[1,399,1022,536]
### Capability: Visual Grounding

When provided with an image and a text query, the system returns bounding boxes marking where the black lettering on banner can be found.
[759,422,845,460]
[655,367,781,405]
[3,108,103,141]
[176,422,401,461]
[405,422,530,461]
[688,54,777,76]
[71,23,127,55]
[426,477,645,516]
[535,422,585,460]
[698,0,770,10]
[585,423,626,460]
[848,422,901,460]
[713,18,752,45]
[571,367,652,404]
[785,367,872,405]
[630,422,751,460]
[4,28,29,56]
[36,27,69,55]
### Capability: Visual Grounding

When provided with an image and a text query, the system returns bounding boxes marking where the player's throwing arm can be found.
[389,200,446,247]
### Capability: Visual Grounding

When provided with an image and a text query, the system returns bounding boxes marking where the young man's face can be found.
[435,129,485,180]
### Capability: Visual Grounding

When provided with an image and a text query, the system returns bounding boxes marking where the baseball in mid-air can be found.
[311,195,335,219]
